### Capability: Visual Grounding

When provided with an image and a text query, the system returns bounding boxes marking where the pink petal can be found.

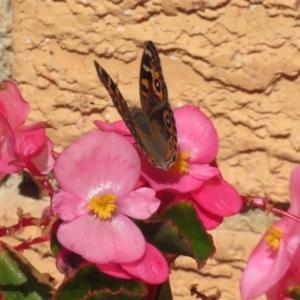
[140,155,203,193]
[285,231,300,260]
[112,120,130,131]
[189,164,219,180]
[122,243,169,284]
[135,175,147,189]
[54,131,140,200]
[0,112,23,173]
[289,166,300,216]
[192,176,242,216]
[14,128,46,157]
[240,219,291,299]
[0,172,7,180]
[94,120,120,133]
[94,120,126,133]
[0,133,22,174]
[94,119,135,144]
[0,80,29,128]
[174,105,219,163]
[0,104,52,175]
[117,187,160,219]
[17,121,49,132]
[52,191,87,221]
[192,202,223,230]
[96,262,133,280]
[57,213,145,264]
[31,138,55,175]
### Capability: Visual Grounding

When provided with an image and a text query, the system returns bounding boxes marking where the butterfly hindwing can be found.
[138,41,178,168]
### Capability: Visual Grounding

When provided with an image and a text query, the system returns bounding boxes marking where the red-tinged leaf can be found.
[136,219,193,256]
[80,288,145,300]
[0,241,55,300]
[54,264,147,300]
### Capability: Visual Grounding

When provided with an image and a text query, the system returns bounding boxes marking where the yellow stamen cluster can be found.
[265,226,283,250]
[87,194,117,219]
[287,284,300,295]
[170,151,190,174]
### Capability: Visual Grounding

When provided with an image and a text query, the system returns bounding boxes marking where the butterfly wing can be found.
[94,60,131,120]
[139,41,168,113]
[94,60,157,156]
[94,42,178,171]
[138,41,178,169]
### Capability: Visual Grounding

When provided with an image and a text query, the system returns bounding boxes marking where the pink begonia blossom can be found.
[95,105,242,225]
[240,166,300,300]
[0,80,54,175]
[138,105,219,192]
[53,131,162,266]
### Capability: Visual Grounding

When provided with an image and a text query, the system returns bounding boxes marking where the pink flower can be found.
[138,105,219,193]
[53,131,161,265]
[0,80,54,175]
[240,166,300,300]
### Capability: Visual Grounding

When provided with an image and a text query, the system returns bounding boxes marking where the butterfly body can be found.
[94,41,178,170]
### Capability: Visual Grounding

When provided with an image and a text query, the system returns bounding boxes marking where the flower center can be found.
[265,226,282,250]
[87,194,117,219]
[170,150,190,174]
[287,284,300,295]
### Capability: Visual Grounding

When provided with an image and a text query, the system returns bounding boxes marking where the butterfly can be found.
[94,41,178,170]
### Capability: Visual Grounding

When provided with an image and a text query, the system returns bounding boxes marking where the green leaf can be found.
[0,241,55,300]
[54,263,147,300]
[80,288,145,300]
[50,219,61,256]
[136,219,192,256]
[155,280,173,300]
[137,202,214,265]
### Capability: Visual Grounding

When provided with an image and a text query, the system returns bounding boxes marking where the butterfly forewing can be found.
[94,60,149,153]
[94,61,131,119]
